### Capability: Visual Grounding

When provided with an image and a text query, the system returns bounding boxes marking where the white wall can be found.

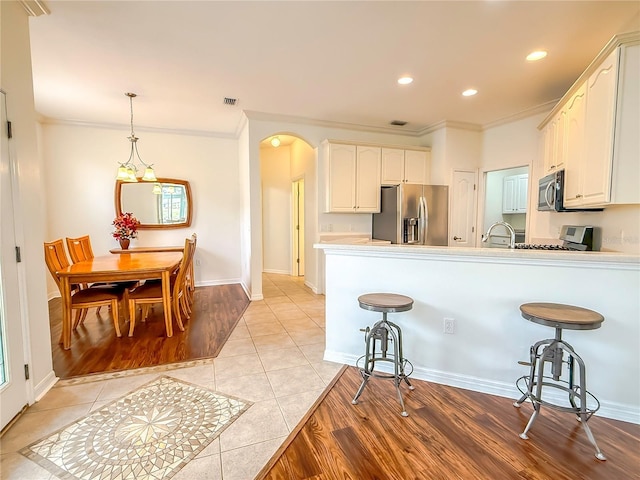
[290,138,317,285]
[260,145,292,274]
[237,116,255,299]
[1,1,55,399]
[41,122,242,297]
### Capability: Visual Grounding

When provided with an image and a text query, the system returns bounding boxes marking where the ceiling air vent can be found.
[223,97,238,106]
[390,120,407,126]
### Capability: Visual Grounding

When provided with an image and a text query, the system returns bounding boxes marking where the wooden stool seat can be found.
[358,293,414,313]
[520,302,603,331]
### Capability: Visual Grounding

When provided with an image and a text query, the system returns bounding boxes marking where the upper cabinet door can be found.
[404,150,430,184]
[326,143,357,212]
[582,49,619,205]
[381,148,430,185]
[563,84,587,207]
[355,146,381,212]
[381,148,404,185]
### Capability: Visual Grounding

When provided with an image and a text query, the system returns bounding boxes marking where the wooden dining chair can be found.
[66,235,137,312]
[44,239,124,338]
[66,235,95,264]
[186,233,197,302]
[127,236,196,337]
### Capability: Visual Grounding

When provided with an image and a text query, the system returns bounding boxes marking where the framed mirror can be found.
[115,178,193,229]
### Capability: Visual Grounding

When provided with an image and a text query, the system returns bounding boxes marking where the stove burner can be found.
[514,244,572,251]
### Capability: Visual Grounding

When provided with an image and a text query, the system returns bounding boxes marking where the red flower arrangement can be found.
[112,212,140,240]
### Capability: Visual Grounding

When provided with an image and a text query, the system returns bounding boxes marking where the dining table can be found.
[56,251,183,350]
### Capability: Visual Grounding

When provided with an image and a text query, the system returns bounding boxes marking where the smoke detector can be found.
[223,97,238,106]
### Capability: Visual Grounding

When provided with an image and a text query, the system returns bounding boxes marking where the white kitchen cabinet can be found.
[539,34,640,208]
[502,174,528,213]
[355,146,382,212]
[324,142,381,213]
[563,84,587,208]
[581,49,619,206]
[381,148,430,185]
[542,109,566,175]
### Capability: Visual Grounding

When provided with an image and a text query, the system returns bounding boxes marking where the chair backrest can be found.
[44,239,71,290]
[174,236,196,298]
[66,235,94,263]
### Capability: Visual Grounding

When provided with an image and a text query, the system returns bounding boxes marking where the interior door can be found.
[0,90,28,430]
[450,170,478,247]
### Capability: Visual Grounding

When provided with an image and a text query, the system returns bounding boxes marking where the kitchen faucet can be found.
[482,221,516,249]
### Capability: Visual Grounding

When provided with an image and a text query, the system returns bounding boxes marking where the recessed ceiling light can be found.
[398,76,413,85]
[526,50,548,62]
[462,89,478,97]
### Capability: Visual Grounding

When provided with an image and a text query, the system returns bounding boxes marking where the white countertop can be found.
[315,242,640,266]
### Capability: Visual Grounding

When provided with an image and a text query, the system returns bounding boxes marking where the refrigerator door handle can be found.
[419,196,428,245]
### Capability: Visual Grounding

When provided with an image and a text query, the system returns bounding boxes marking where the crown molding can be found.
[38,116,236,139]
[243,110,425,137]
[417,120,483,135]
[483,100,557,131]
[20,0,49,17]
[539,30,640,129]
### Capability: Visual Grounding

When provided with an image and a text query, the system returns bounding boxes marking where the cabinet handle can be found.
[576,194,582,198]
[549,165,556,169]
[453,236,461,241]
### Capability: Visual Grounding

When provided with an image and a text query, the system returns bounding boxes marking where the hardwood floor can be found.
[49,284,249,378]
[257,366,640,480]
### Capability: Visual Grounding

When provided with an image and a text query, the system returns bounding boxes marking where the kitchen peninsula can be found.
[316,242,639,424]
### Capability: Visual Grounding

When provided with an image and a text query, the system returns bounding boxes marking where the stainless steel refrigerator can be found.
[372,184,449,245]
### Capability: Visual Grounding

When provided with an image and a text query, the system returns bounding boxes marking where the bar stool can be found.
[352,293,414,417]
[513,302,606,461]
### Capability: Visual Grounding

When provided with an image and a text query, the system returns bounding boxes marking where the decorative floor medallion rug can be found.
[20,376,252,480]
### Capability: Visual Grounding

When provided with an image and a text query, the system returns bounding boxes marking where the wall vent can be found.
[223,97,238,106]
[390,120,407,126]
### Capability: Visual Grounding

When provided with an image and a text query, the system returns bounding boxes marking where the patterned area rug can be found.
[20,376,251,479]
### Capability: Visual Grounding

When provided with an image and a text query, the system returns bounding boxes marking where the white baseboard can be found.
[239,281,263,301]
[305,280,320,294]
[323,350,640,424]
[263,269,291,275]
[32,370,59,403]
[194,278,241,287]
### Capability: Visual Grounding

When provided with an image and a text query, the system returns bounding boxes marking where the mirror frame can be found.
[115,178,193,229]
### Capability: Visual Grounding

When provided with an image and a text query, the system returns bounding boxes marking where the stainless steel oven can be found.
[514,225,600,251]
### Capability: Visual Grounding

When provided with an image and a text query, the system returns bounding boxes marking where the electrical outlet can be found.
[444,318,455,334]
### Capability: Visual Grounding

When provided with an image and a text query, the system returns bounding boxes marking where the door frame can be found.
[0,89,31,430]
[291,177,305,276]
[477,164,532,245]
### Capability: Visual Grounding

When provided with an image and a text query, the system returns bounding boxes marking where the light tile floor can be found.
[0,273,340,480]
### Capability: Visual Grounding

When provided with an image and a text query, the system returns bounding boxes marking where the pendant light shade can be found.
[116,93,157,182]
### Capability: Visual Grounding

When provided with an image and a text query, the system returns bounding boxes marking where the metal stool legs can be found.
[352,312,414,417]
[514,327,606,461]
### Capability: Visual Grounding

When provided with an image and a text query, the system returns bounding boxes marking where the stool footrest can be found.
[515,375,601,418]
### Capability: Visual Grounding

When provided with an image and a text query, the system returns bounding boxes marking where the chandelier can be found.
[116,92,157,182]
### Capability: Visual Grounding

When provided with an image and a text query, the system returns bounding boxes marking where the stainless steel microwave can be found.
[537,170,565,211]
[537,169,603,212]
